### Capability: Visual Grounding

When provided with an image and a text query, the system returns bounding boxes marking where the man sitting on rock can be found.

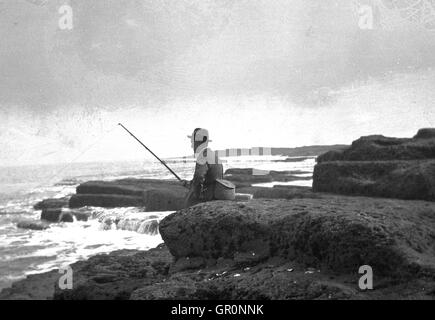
[182,128,223,208]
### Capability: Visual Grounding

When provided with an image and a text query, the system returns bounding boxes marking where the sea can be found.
[0,155,315,291]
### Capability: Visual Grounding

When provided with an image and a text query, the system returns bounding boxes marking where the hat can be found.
[187,128,212,142]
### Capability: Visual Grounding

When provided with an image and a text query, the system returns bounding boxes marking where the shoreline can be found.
[3,194,435,300]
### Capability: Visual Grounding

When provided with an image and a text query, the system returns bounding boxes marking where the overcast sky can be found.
[1,0,435,166]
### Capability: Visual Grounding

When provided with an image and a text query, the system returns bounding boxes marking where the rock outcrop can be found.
[68,179,188,211]
[160,198,435,277]
[34,197,70,211]
[414,128,435,140]
[313,129,435,201]
[41,209,73,223]
[17,220,50,231]
[317,129,435,162]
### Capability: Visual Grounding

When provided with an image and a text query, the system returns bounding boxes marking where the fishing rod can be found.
[118,123,183,182]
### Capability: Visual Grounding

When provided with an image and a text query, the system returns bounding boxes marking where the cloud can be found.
[1,0,435,165]
[2,0,435,111]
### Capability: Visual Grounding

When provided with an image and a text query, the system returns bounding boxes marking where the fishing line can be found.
[31,126,118,195]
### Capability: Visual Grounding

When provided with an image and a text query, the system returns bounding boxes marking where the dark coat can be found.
[184,148,223,208]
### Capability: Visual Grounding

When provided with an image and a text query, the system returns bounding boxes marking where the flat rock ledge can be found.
[69,179,188,211]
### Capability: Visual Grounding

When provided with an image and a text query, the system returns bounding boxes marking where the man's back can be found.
[184,147,223,207]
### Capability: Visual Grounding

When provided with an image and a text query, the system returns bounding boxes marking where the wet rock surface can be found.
[41,208,73,223]
[34,197,70,210]
[16,220,50,231]
[40,208,91,223]
[69,194,144,209]
[114,217,160,235]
